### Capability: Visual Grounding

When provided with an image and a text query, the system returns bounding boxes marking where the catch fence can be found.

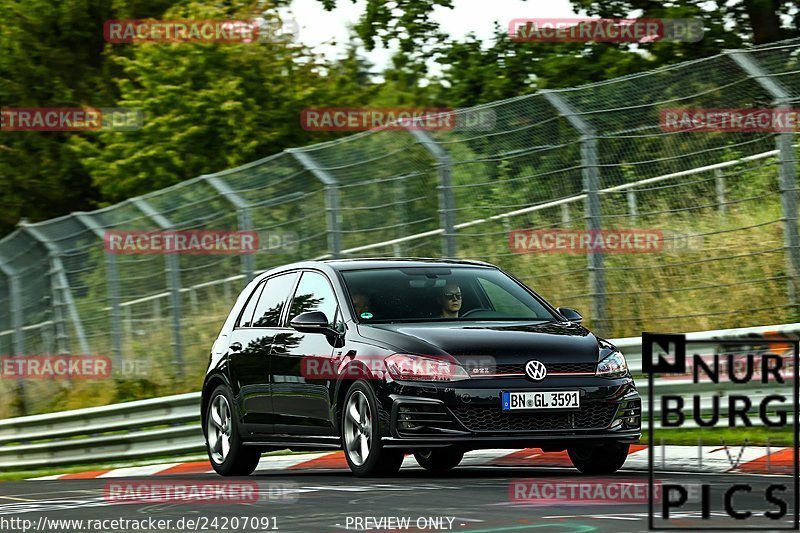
[1,39,799,415]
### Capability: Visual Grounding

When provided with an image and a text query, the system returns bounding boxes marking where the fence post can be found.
[41,323,53,355]
[0,251,26,415]
[18,222,90,355]
[715,169,728,216]
[561,204,571,227]
[74,213,124,372]
[542,91,606,331]
[697,436,703,469]
[405,128,457,258]
[627,189,638,221]
[394,176,407,256]
[728,50,800,305]
[288,149,342,259]
[204,175,255,282]
[130,198,183,374]
[123,305,132,345]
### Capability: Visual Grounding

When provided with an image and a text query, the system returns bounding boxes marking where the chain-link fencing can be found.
[1,39,798,415]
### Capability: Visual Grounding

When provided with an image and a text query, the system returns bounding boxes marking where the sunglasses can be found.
[443,292,462,301]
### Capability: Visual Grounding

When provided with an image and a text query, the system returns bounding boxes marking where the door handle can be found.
[271,343,286,352]
[230,342,242,352]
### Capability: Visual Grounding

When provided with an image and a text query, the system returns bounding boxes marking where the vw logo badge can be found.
[525,360,547,381]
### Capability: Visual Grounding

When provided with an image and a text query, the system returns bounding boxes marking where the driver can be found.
[436,282,462,318]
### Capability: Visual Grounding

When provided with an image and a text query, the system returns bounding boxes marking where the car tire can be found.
[413,449,464,472]
[206,385,261,476]
[567,442,630,474]
[341,380,404,477]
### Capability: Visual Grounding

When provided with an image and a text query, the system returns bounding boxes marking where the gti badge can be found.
[525,360,547,381]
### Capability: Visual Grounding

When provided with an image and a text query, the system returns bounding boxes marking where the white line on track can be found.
[97,463,183,478]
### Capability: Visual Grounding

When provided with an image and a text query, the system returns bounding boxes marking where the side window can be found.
[237,280,265,328]
[252,272,299,328]
[289,271,338,325]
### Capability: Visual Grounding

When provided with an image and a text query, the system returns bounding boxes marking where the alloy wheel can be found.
[344,390,372,466]
[207,394,232,464]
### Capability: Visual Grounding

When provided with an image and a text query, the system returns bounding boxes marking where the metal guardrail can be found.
[0,392,202,469]
[0,323,796,469]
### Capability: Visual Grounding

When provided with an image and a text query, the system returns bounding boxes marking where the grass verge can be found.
[642,427,793,446]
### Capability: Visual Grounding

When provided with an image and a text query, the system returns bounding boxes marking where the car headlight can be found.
[596,350,628,378]
[385,354,470,382]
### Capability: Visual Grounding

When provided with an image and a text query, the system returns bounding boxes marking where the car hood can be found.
[357,320,607,364]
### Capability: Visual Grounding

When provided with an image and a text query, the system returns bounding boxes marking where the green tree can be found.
[0,0,113,232]
[435,26,654,106]
[0,0,182,233]
[570,0,798,45]
[71,2,379,202]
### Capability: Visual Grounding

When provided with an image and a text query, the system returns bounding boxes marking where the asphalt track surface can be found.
[1,466,796,533]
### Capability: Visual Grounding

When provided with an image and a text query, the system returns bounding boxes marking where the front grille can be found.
[548,362,597,373]
[488,364,525,374]
[475,362,596,375]
[450,403,618,432]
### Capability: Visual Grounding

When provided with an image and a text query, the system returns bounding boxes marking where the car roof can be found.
[260,257,497,276]
[324,257,496,271]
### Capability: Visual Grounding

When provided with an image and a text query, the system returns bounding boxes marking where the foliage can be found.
[3,0,799,229]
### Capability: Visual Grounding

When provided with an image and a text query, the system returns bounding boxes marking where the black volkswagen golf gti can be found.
[202,258,640,477]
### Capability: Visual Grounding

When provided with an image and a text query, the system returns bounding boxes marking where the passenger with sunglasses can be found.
[436,283,462,318]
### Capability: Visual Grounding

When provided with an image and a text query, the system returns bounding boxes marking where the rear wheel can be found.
[206,385,261,476]
[414,449,464,472]
[568,442,630,474]
[341,380,404,477]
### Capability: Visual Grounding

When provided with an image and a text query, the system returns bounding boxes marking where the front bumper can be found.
[376,376,641,450]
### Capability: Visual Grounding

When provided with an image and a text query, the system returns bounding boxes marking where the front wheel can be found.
[206,385,260,476]
[414,449,464,472]
[568,442,630,474]
[341,380,404,477]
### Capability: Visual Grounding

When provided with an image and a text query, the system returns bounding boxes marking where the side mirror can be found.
[290,311,332,334]
[557,307,583,323]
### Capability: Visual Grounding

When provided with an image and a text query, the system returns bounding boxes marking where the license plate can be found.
[501,391,580,411]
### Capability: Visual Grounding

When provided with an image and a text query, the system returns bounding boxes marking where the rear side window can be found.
[237,281,265,328]
[289,271,338,325]
[251,272,299,328]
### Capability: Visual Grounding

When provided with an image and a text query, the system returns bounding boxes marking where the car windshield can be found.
[340,266,559,323]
